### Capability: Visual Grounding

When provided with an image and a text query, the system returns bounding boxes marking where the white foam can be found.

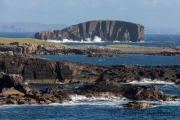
[47,36,104,43]
[22,82,28,85]
[60,95,129,107]
[128,78,174,85]
[93,36,102,42]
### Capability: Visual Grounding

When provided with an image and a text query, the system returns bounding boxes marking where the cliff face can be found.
[0,52,180,84]
[35,20,144,42]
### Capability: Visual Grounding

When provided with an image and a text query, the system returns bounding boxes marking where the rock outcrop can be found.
[0,82,175,105]
[0,72,23,92]
[34,20,144,42]
[0,52,180,84]
[1,42,179,56]
[77,82,173,101]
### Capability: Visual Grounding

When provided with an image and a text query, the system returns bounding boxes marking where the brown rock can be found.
[123,85,173,101]
[0,87,24,97]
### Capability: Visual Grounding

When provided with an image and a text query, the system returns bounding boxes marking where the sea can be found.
[0,33,180,120]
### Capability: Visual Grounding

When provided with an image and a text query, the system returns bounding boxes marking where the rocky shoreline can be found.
[0,42,180,56]
[0,77,178,108]
[0,49,179,108]
[0,52,180,84]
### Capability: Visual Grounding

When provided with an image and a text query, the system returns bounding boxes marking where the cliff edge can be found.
[34,20,144,42]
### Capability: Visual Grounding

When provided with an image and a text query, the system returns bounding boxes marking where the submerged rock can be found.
[123,101,150,108]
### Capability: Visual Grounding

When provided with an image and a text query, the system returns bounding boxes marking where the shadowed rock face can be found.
[34,20,144,42]
[0,52,180,84]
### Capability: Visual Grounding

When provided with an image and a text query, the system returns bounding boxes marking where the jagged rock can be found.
[123,85,173,101]
[35,20,144,42]
[77,82,173,101]
[123,101,150,108]
[0,73,23,91]
[0,81,175,105]
[40,86,74,102]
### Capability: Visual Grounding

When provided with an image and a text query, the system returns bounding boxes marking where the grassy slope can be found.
[0,37,67,47]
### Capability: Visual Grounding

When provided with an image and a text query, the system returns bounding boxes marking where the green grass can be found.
[0,37,68,47]
[106,44,139,48]
[76,45,99,49]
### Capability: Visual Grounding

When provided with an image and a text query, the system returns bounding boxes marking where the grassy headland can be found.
[0,37,67,47]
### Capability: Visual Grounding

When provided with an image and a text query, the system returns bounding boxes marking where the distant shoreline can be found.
[0,37,180,56]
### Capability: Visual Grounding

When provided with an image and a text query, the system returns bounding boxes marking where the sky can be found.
[0,0,180,29]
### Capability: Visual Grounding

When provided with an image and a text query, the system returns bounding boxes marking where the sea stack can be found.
[34,20,144,42]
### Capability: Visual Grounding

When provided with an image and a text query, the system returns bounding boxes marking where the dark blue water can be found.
[35,54,180,66]
[1,104,180,120]
[61,34,180,46]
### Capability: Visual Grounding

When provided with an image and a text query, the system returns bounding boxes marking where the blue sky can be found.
[0,0,180,28]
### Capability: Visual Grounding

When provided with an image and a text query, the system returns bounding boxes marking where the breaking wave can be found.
[128,78,174,85]
[47,36,104,43]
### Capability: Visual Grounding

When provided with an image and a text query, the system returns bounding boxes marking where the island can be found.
[34,20,144,42]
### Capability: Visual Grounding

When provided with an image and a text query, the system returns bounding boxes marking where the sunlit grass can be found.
[0,37,68,47]
[75,45,99,49]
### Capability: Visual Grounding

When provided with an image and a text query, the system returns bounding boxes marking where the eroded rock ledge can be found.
[34,20,144,42]
[0,52,180,84]
[0,42,179,56]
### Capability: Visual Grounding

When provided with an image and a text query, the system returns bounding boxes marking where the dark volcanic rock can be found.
[35,20,144,42]
[0,52,180,84]
[0,72,23,91]
[0,52,108,84]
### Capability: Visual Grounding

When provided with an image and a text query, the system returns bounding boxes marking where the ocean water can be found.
[35,54,180,66]
[47,34,180,46]
[1,33,180,120]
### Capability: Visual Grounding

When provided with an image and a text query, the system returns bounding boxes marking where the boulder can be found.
[123,85,173,101]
